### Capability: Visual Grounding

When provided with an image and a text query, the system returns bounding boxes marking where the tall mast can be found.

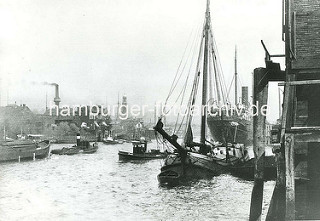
[116,92,119,120]
[154,102,157,124]
[200,0,210,145]
[0,77,2,107]
[3,126,6,141]
[45,92,48,110]
[235,46,238,105]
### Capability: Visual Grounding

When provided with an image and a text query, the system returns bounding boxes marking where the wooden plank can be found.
[278,80,320,86]
[287,127,320,133]
[294,132,320,142]
[270,54,286,58]
[285,133,295,220]
[280,75,295,143]
[249,69,269,221]
[291,68,320,75]
[253,68,285,92]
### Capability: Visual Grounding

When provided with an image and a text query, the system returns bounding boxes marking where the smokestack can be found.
[242,86,248,106]
[121,95,127,116]
[76,133,81,146]
[122,95,127,105]
[53,84,61,107]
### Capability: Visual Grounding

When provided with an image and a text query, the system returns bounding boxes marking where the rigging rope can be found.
[164,23,202,117]
[208,47,214,101]
[226,75,235,100]
[164,24,198,110]
[182,23,205,139]
[209,24,229,104]
[163,22,203,117]
[174,24,203,134]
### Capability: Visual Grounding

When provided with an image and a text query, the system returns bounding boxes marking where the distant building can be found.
[0,104,43,139]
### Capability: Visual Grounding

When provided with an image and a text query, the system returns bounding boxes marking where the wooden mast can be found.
[200,0,210,145]
[235,46,238,105]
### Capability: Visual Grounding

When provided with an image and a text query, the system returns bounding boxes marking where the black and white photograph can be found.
[0,0,320,220]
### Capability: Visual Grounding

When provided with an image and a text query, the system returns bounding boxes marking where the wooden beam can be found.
[270,54,286,58]
[278,80,320,86]
[294,132,320,142]
[287,126,320,133]
[291,68,320,75]
[254,68,285,92]
[249,69,269,221]
[285,133,295,220]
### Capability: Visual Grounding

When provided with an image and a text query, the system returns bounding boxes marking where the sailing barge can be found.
[154,0,275,185]
[155,120,275,185]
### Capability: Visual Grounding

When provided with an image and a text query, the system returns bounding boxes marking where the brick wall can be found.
[291,0,320,69]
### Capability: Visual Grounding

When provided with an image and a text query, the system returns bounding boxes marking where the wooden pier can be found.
[249,0,320,220]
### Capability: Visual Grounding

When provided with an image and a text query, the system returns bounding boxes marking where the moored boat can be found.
[80,142,99,154]
[153,0,276,185]
[157,170,180,186]
[206,47,253,146]
[51,146,79,155]
[157,152,225,186]
[118,140,167,160]
[207,115,252,146]
[0,139,50,162]
[156,142,276,185]
[51,137,98,155]
[82,146,98,154]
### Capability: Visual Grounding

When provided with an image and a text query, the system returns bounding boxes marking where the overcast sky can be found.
[0,0,284,122]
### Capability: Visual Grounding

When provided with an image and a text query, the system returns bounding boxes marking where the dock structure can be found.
[249,0,320,220]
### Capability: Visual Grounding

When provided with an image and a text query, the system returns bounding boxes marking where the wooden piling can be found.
[306,142,320,218]
[265,149,286,221]
[249,69,269,221]
[285,134,295,220]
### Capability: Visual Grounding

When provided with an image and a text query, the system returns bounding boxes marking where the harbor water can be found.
[0,142,275,220]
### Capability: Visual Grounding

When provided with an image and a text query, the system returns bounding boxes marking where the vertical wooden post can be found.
[266,148,286,221]
[249,69,269,221]
[265,0,296,212]
[305,86,320,219]
[266,75,295,220]
[285,133,295,220]
[307,142,320,219]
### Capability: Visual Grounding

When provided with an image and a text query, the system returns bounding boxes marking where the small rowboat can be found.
[157,170,181,186]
